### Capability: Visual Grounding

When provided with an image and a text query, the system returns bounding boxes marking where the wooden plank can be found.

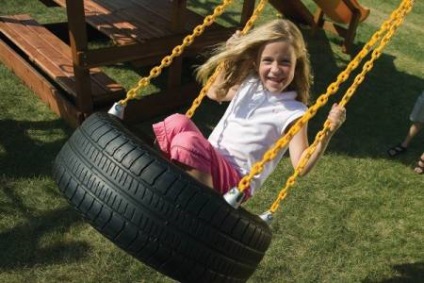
[0,14,125,103]
[21,14,122,102]
[52,0,169,44]
[106,0,221,35]
[1,16,75,93]
[100,0,174,36]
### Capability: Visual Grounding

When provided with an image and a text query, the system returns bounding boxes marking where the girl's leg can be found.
[388,122,423,157]
[401,122,423,147]
[175,161,214,188]
[153,113,246,196]
[168,131,241,192]
[152,113,200,157]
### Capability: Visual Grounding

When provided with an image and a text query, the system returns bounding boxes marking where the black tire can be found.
[52,112,272,283]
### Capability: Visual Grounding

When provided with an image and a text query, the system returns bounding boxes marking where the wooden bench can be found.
[0,14,125,104]
[313,0,370,53]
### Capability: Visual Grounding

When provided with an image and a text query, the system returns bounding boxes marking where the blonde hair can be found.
[196,19,312,104]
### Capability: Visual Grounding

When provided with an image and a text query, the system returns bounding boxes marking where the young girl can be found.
[153,19,346,199]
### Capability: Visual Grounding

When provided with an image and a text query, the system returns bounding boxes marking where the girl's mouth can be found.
[267,76,283,84]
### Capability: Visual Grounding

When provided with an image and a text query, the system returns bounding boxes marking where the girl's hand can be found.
[226,30,241,49]
[327,103,346,132]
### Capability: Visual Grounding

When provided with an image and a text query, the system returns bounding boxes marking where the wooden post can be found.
[171,0,187,33]
[65,0,94,114]
[240,0,255,26]
[168,0,187,89]
[341,0,361,53]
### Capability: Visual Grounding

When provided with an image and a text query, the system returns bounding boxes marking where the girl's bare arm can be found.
[289,104,346,176]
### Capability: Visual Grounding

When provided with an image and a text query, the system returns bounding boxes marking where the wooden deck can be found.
[51,0,223,45]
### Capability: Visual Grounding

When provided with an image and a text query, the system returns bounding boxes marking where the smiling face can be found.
[256,40,297,94]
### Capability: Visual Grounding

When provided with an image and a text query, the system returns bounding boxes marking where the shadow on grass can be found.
[0,118,71,178]
[0,203,88,270]
[364,262,424,283]
[300,28,424,165]
[0,118,89,269]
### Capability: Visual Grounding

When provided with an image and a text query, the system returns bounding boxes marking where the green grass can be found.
[1,0,424,282]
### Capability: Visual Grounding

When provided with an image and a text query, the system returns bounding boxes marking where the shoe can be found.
[387,144,407,157]
[413,157,424,174]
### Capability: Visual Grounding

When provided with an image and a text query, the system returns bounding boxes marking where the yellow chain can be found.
[235,0,414,213]
[185,0,269,118]
[116,0,234,106]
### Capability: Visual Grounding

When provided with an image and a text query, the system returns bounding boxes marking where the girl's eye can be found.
[261,57,292,66]
[262,58,273,63]
[280,59,292,66]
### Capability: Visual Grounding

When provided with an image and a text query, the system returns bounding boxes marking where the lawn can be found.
[1,0,423,282]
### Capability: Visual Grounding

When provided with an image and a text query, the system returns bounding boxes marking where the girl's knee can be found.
[169,132,212,173]
[171,131,208,150]
[164,113,197,132]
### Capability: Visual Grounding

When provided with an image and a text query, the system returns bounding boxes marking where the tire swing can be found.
[52,0,414,281]
[52,1,273,283]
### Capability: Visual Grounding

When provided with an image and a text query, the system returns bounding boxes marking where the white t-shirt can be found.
[208,75,307,195]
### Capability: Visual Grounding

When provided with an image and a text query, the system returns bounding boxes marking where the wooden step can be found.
[0,37,82,127]
[0,14,125,104]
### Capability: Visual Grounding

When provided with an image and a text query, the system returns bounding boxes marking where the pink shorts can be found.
[152,113,245,196]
